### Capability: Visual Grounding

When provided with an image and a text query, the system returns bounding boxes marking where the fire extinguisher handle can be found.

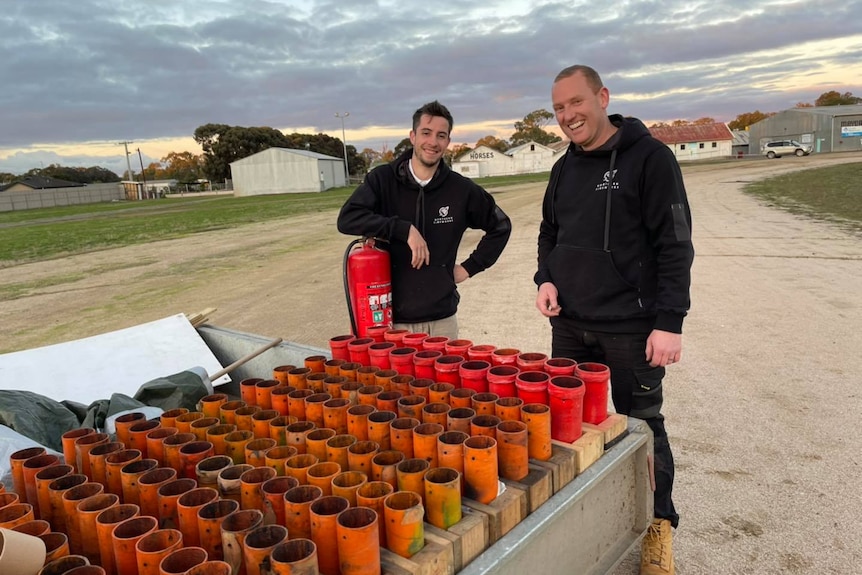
[363,236,388,247]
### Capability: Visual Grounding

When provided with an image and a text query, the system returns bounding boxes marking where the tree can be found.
[193,124,298,181]
[510,109,561,147]
[0,172,15,184]
[193,123,238,181]
[393,137,412,158]
[815,90,861,106]
[161,151,204,182]
[142,162,163,181]
[475,135,509,152]
[346,144,368,176]
[727,110,776,131]
[18,164,121,183]
[380,145,395,163]
[281,132,366,176]
[360,147,382,169]
[444,144,472,165]
[795,102,813,108]
[192,124,369,179]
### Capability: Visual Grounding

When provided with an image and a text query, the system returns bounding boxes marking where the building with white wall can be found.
[451,141,562,178]
[230,148,346,196]
[648,123,734,161]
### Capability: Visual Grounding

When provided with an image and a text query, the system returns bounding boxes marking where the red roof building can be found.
[648,123,734,161]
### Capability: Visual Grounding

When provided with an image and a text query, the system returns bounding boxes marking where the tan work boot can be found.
[640,518,674,575]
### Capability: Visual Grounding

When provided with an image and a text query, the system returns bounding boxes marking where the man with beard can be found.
[338,100,511,338]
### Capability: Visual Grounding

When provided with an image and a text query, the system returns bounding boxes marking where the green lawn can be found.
[0,174,549,264]
[743,162,862,233]
[4,163,857,265]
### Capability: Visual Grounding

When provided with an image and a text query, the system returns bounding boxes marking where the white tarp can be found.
[0,314,228,406]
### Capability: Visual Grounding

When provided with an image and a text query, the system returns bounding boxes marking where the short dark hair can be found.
[412,101,453,133]
[554,65,603,93]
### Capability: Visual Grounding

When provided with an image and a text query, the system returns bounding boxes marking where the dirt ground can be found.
[2,153,861,573]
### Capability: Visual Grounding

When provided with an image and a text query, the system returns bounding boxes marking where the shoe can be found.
[640,518,674,575]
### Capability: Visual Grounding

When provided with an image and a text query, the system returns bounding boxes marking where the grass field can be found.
[2,164,859,265]
[743,162,862,233]
[0,172,548,264]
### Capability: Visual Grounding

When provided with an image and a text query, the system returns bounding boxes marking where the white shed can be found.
[506,142,557,174]
[230,148,346,196]
[451,141,561,178]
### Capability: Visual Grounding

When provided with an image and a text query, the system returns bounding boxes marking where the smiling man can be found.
[338,100,511,338]
[534,65,694,575]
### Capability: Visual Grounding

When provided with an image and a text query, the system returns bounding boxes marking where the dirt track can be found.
[2,153,862,573]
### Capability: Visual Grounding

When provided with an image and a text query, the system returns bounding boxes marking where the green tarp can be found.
[0,370,211,451]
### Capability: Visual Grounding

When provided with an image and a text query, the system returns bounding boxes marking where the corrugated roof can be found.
[648,123,733,144]
[784,104,862,116]
[231,147,342,164]
[505,141,555,156]
[4,175,86,190]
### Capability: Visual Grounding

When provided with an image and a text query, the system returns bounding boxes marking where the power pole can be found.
[137,148,148,198]
[118,141,137,199]
[335,112,350,185]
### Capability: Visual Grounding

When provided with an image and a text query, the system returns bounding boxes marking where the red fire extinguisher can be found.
[343,238,393,337]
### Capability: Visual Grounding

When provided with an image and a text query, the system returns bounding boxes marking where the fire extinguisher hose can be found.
[343,238,363,337]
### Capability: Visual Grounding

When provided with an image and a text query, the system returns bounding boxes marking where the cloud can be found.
[1,0,860,173]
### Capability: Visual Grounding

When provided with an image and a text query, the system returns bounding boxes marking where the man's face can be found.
[410,114,451,168]
[552,72,610,151]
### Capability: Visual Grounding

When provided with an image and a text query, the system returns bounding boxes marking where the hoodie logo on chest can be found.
[433,205,454,225]
[595,169,620,192]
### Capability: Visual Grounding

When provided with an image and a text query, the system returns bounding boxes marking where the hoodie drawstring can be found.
[602,149,618,252]
[415,185,426,235]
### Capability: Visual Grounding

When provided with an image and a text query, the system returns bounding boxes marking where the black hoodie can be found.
[338,150,511,323]
[535,115,694,333]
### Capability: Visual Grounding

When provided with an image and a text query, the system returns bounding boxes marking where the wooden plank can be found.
[185,307,217,327]
[582,413,628,446]
[531,443,577,493]
[462,484,527,544]
[424,508,488,571]
[501,463,552,514]
[380,540,454,575]
[553,428,604,475]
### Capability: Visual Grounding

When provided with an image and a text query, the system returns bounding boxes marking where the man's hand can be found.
[646,329,682,367]
[407,225,430,269]
[536,282,561,317]
[454,264,470,284]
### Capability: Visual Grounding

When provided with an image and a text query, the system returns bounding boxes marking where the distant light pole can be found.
[335,112,350,184]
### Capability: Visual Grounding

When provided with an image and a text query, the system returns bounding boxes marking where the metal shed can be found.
[230,147,346,196]
[748,105,862,155]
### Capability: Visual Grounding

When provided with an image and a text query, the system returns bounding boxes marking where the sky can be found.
[1,0,861,175]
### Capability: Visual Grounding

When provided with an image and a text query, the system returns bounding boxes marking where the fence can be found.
[0,183,125,212]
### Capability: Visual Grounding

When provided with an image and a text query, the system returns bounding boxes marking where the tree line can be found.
[2,90,856,186]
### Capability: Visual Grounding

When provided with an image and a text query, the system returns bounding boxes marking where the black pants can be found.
[551,316,679,528]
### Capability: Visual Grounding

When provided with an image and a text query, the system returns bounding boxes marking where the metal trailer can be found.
[198,324,653,575]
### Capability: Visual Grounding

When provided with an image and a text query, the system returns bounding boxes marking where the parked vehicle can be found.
[761,140,812,158]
